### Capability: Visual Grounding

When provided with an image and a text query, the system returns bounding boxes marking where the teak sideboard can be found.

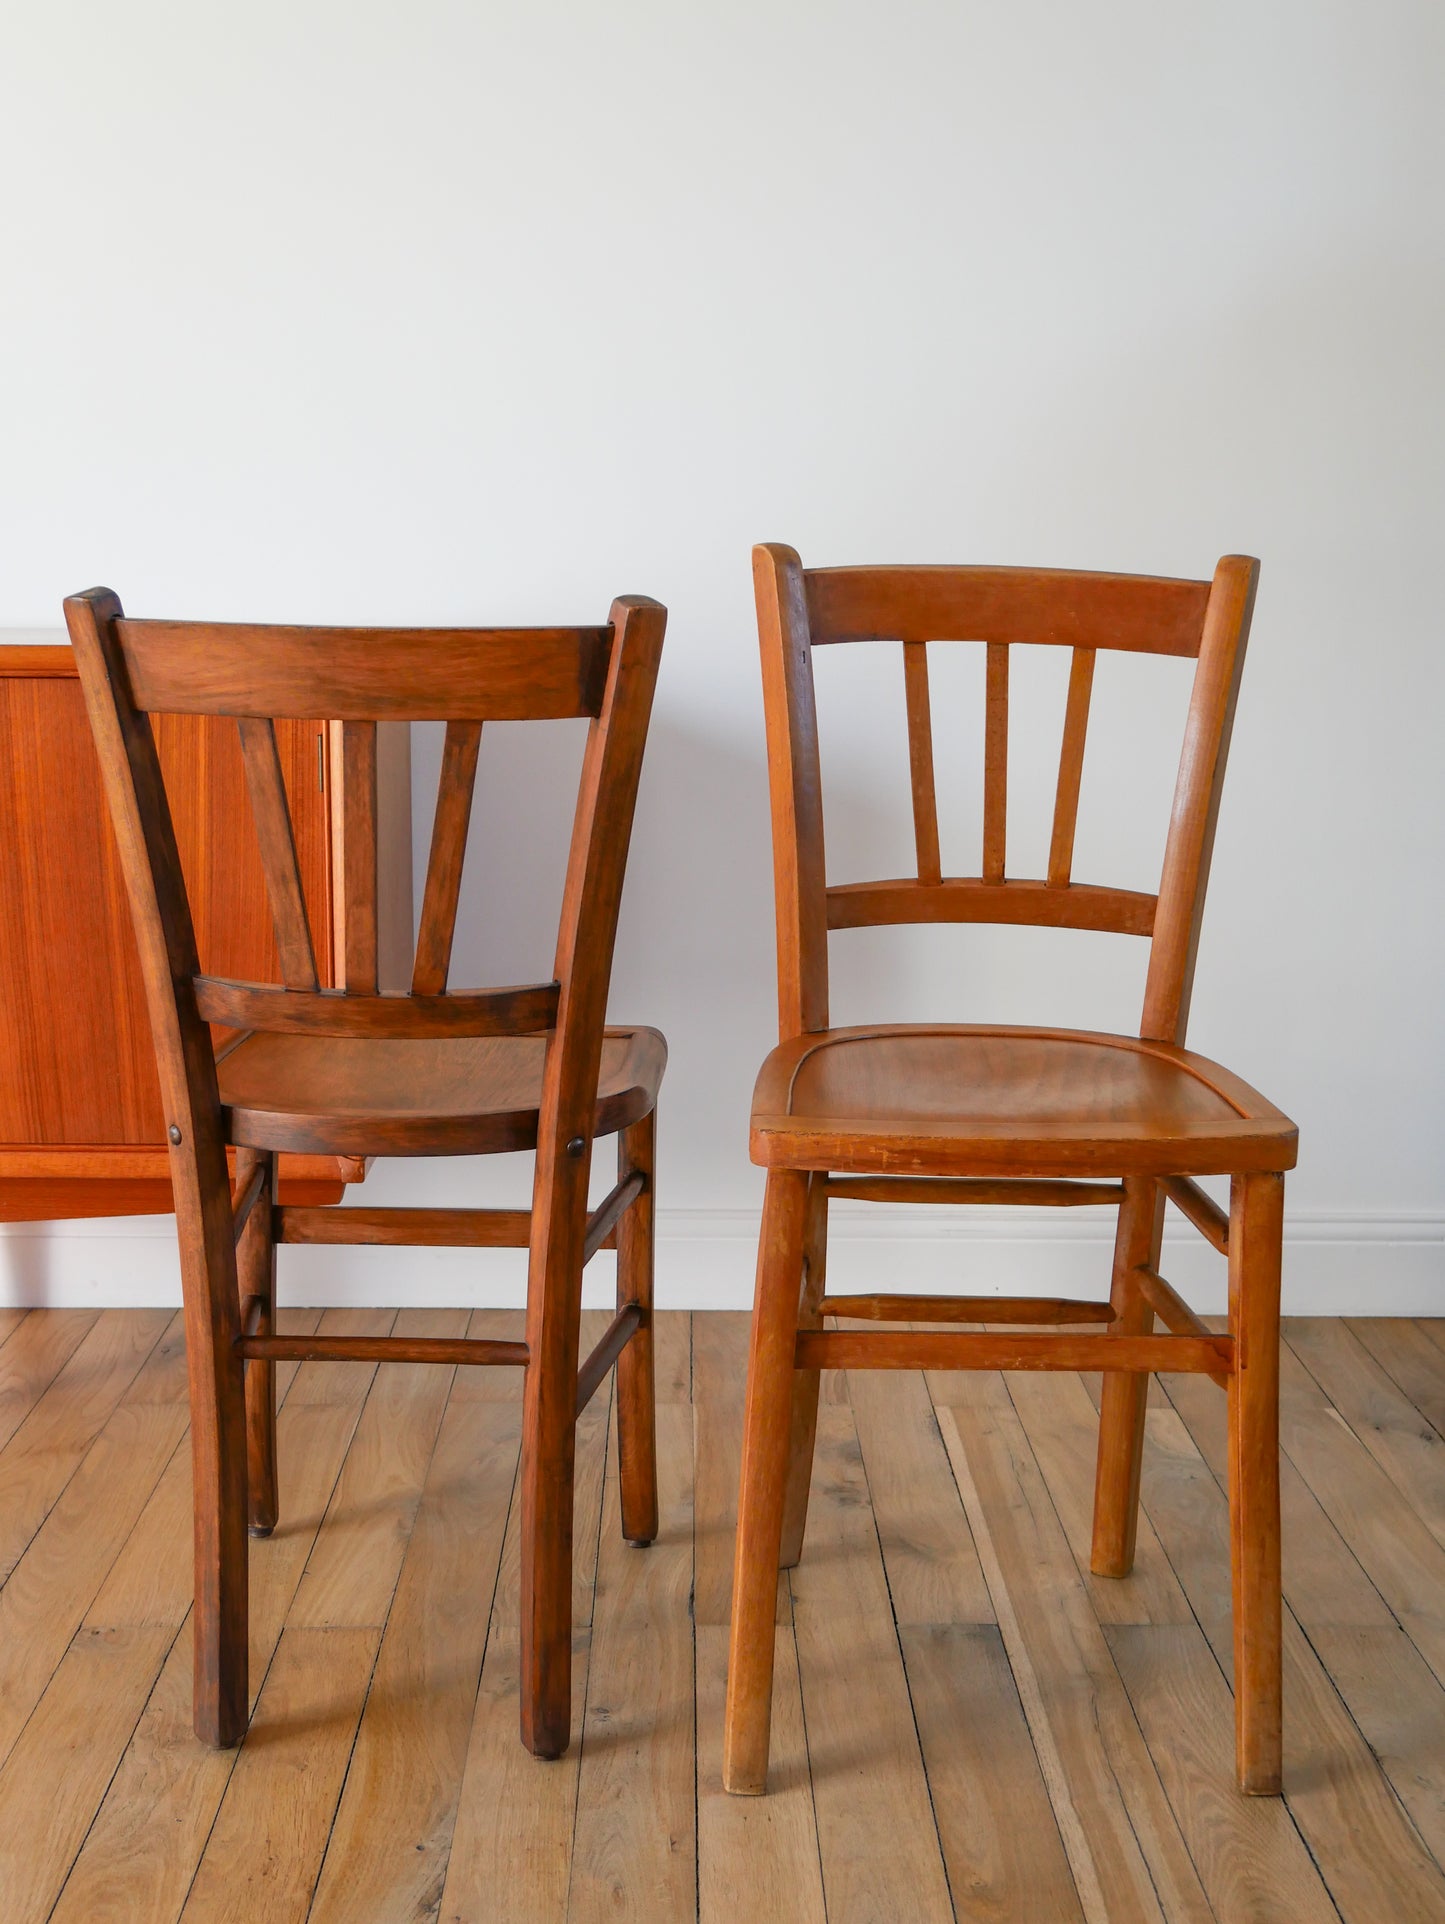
[0,639,412,1222]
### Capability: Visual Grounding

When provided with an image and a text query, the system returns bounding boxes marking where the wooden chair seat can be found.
[219,1025,667,1156]
[751,1024,1297,1179]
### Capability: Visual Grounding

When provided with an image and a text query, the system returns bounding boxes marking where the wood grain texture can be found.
[825,874,1158,934]
[0,1309,171,1583]
[902,1623,1088,1924]
[306,1399,518,1924]
[982,640,1009,881]
[412,720,482,995]
[1048,645,1096,887]
[567,1403,696,1922]
[902,641,942,885]
[0,647,339,1172]
[803,562,1212,654]
[696,1625,825,1924]
[236,717,320,990]
[435,1359,610,1922]
[940,1401,1213,1924]
[1139,1385,1445,1919]
[750,1023,1296,1179]
[116,620,612,720]
[789,1404,955,1920]
[7,1310,1445,1921]
[68,585,667,1761]
[176,1625,382,1923]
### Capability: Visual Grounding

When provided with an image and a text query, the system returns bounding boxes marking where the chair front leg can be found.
[235,1147,279,1538]
[723,1168,809,1795]
[780,1172,828,1569]
[1090,1175,1164,1576]
[1228,1169,1284,1793]
[614,1108,659,1547]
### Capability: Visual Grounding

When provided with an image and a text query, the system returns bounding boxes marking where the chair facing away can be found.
[66,588,666,1759]
[724,546,1296,1797]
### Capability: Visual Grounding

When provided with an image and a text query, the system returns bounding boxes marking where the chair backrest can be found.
[65,590,666,1198]
[753,545,1258,1048]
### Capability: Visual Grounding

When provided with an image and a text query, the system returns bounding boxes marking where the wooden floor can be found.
[2,1308,1445,1920]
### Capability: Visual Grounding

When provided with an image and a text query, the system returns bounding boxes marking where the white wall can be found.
[2,1,1441,1310]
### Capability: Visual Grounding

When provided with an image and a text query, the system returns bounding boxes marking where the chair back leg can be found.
[1090,1176,1164,1576]
[614,1109,660,1546]
[236,1147,280,1538]
[779,1173,829,1568]
[1228,1169,1284,1793]
[723,1168,809,1794]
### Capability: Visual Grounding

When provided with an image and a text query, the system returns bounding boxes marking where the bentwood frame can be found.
[66,589,666,1760]
[724,546,1297,1797]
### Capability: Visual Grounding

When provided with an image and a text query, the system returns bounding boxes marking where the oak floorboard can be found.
[791,1403,955,1923]
[455,1306,526,1400]
[0,1397,187,1769]
[288,1308,467,1628]
[307,1398,520,1924]
[177,1626,381,1924]
[6,1309,1445,1924]
[653,1306,692,1405]
[1346,1318,1445,1444]
[0,1308,171,1581]
[1162,1365,1445,1875]
[1285,1316,1445,1555]
[0,1315,324,1924]
[1005,1367,1192,1627]
[1251,1349,1445,1687]
[0,1621,179,1924]
[48,1312,368,1924]
[0,1307,96,1451]
[902,1621,1086,1924]
[692,1309,769,1629]
[1139,1399,1445,1918]
[568,1401,696,1923]
[436,1377,611,1923]
[1107,1624,1337,1923]
[696,1624,825,1924]
[848,1360,993,1624]
[938,1402,1212,1924]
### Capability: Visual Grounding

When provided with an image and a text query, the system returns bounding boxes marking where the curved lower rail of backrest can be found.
[194,977,561,1038]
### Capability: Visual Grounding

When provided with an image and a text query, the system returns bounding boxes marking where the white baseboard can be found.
[1,1206,1440,1316]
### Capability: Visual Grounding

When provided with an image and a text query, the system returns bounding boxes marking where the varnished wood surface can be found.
[67,587,667,1759]
[0,642,372,1215]
[114,621,613,720]
[218,1024,666,1156]
[737,546,1286,1798]
[0,656,332,1144]
[2,1306,1441,1923]
[751,1023,1297,1178]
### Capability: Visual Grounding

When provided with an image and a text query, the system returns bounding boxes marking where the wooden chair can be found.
[64,588,667,1760]
[724,546,1297,1798]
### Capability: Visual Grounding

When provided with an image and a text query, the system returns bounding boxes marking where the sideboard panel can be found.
[0,642,408,1219]
[0,668,332,1143]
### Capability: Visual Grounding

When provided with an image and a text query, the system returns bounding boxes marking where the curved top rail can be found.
[115,621,614,719]
[804,565,1212,657]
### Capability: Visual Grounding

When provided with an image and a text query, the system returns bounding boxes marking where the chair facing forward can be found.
[724,546,1296,1797]
[66,588,666,1760]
